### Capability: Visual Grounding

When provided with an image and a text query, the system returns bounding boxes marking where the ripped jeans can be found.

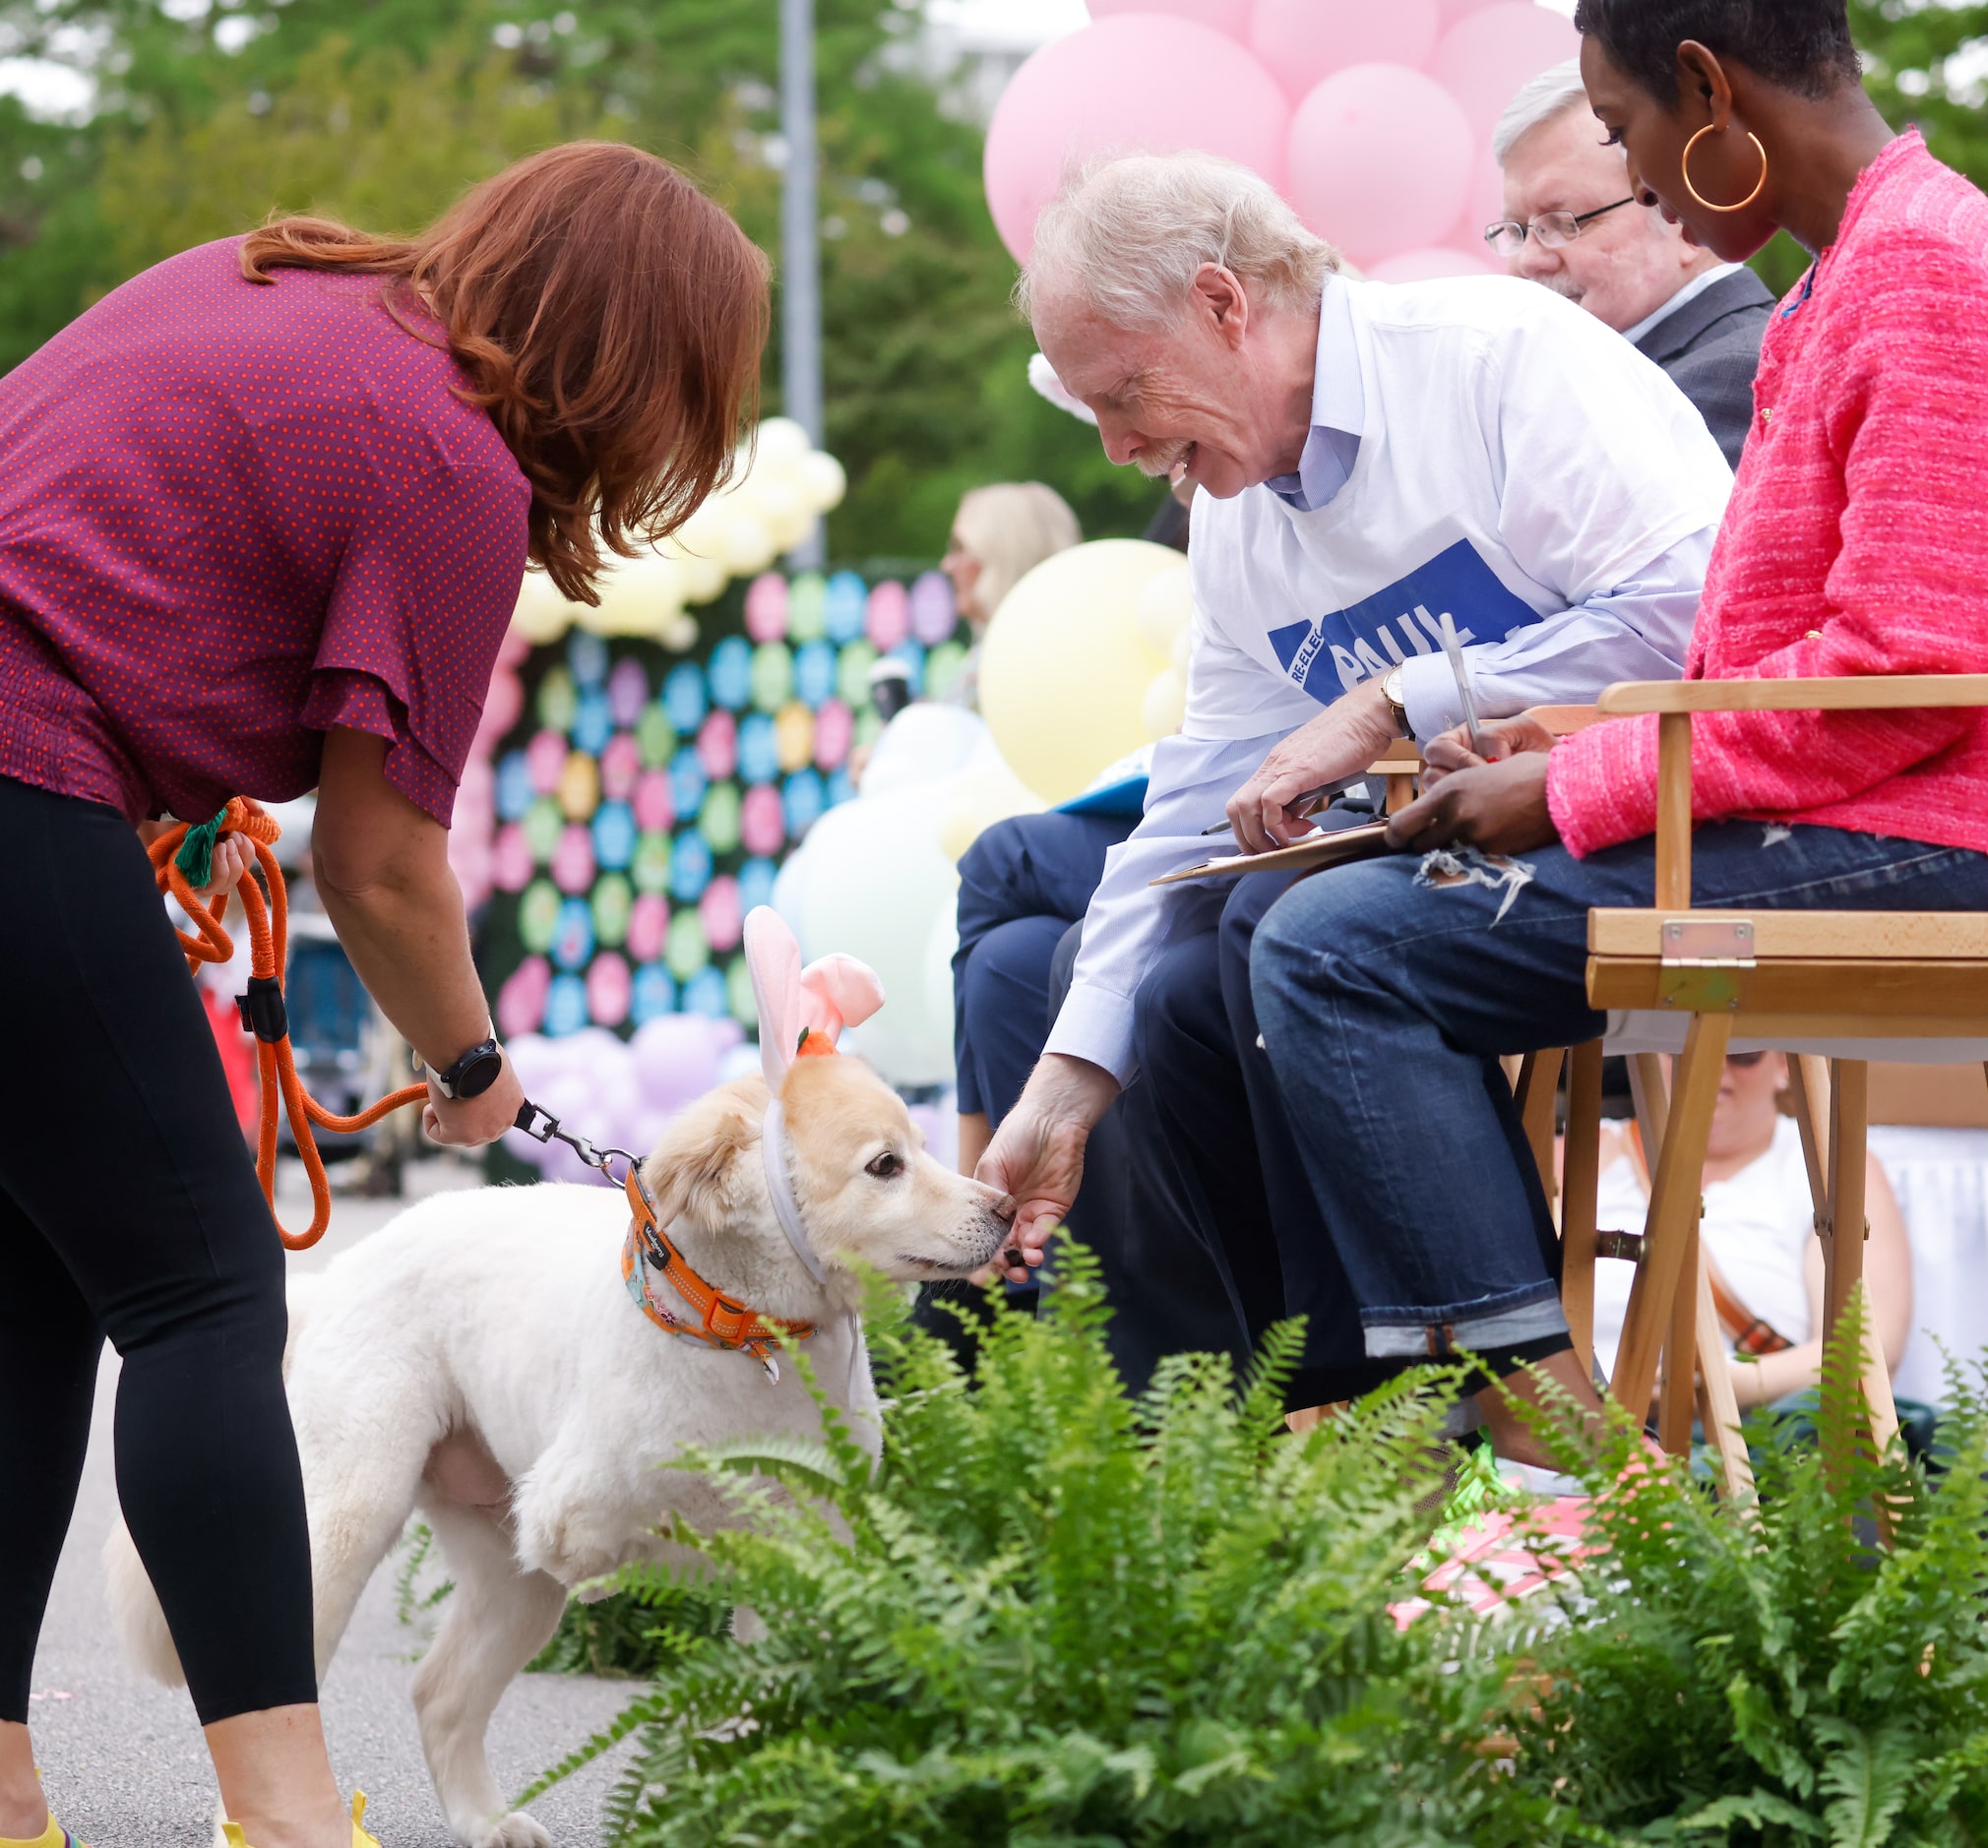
[1250,822,1988,1373]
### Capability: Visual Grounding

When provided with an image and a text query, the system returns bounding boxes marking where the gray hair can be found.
[1491,60,1592,165]
[1017,151,1339,334]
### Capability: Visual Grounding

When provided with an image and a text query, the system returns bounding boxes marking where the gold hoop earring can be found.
[1681,124,1768,214]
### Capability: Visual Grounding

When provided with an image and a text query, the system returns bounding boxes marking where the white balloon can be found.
[771,842,815,957]
[1133,561,1193,656]
[513,570,577,644]
[588,547,686,638]
[753,416,814,470]
[754,477,813,552]
[796,451,847,514]
[861,705,990,799]
[791,787,959,1088]
[716,507,777,577]
[660,612,700,653]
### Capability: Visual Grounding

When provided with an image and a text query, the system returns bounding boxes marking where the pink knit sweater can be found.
[1546,131,1988,861]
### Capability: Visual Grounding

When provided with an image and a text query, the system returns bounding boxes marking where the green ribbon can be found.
[174,807,230,889]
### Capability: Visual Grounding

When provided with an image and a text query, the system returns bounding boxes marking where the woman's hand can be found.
[1386,751,1560,857]
[1416,715,1557,791]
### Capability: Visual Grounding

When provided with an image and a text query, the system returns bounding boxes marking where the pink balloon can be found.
[983,16,1291,263]
[1438,0,1514,27]
[1088,0,1250,32]
[1286,64,1473,266]
[627,892,669,963]
[1431,4,1582,144]
[697,709,738,781]
[474,668,525,752]
[1248,0,1438,102]
[587,953,633,1029]
[492,823,534,893]
[497,626,533,671]
[496,957,551,1039]
[1449,152,1508,252]
[1367,245,1497,281]
[552,825,595,895]
[741,783,786,857]
[526,729,567,797]
[864,581,910,651]
[633,769,675,834]
[600,732,641,801]
[449,833,493,910]
[699,876,744,955]
[813,698,853,771]
[744,573,789,644]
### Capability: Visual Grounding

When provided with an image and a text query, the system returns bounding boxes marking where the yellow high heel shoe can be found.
[0,1812,86,1848]
[220,1792,379,1848]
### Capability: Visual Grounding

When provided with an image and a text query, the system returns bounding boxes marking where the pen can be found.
[1437,611,1489,759]
[1200,777,1348,837]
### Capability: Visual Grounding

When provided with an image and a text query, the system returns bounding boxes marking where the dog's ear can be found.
[641,1093,759,1232]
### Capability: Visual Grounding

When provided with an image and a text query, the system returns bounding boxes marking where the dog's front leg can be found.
[412,1504,566,1848]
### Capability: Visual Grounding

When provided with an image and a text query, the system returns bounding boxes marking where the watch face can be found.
[456,1050,504,1099]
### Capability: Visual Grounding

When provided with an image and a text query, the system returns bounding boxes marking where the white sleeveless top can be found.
[1591,1117,1816,1380]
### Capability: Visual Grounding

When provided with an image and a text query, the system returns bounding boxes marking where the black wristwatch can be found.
[430,1036,504,1100]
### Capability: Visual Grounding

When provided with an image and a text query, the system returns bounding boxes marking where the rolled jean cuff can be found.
[1359,1282,1568,1363]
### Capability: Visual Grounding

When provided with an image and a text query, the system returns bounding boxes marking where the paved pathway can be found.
[29,1165,636,1848]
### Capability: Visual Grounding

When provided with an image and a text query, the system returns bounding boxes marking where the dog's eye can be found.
[865,1151,903,1180]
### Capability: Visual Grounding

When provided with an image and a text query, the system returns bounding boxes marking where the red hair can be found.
[240,142,770,605]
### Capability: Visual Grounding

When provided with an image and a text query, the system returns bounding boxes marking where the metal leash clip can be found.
[512,1099,642,1187]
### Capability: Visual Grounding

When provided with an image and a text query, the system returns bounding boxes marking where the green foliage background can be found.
[0,0,1157,564]
[4,0,1988,553]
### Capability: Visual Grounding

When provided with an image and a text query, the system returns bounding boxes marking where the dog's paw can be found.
[462,1814,552,1848]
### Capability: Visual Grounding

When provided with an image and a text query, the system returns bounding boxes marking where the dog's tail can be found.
[104,1273,324,1688]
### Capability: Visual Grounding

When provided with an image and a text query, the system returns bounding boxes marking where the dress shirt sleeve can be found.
[1395,526,1713,738]
[1044,728,1286,1086]
[1547,230,1988,857]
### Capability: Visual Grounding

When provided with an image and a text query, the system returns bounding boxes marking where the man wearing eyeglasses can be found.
[1491,60,1772,466]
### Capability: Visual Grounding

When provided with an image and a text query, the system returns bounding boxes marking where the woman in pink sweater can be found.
[1249,0,1988,1469]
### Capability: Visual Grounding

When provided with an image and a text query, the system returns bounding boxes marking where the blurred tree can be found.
[0,0,1151,561]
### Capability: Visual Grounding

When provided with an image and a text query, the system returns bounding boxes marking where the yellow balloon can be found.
[661,612,700,653]
[796,451,846,513]
[753,416,814,470]
[977,539,1178,804]
[1133,560,1193,656]
[935,757,1044,862]
[1142,667,1186,740]
[590,548,685,638]
[513,570,575,644]
[755,478,813,552]
[717,507,777,577]
[557,750,600,822]
[775,701,815,771]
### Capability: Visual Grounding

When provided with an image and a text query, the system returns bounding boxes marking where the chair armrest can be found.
[1525,704,1604,735]
[1598,675,1988,716]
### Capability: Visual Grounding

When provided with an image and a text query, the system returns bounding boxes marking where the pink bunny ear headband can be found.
[743,906,887,1287]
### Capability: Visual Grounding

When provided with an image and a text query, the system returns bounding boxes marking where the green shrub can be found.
[526,1248,1552,1846]
[1504,1317,1988,1846]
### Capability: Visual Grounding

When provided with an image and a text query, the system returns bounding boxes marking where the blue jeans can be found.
[1251,823,1988,1370]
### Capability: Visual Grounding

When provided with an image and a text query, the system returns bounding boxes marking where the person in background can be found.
[1590,1052,1912,1407]
[1493,59,1773,467]
[0,144,767,1848]
[935,481,1081,711]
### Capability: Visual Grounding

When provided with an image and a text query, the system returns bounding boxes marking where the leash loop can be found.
[151,797,428,1251]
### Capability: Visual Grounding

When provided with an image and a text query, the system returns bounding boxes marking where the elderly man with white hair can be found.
[1492,59,1772,464]
[978,150,1733,1408]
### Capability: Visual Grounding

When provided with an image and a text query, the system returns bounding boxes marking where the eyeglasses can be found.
[1725,1051,1769,1069]
[1482,197,1637,255]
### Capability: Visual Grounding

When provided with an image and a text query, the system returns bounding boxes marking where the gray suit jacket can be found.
[1634,267,1775,470]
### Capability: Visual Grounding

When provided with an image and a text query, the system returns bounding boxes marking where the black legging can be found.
[0,776,315,1726]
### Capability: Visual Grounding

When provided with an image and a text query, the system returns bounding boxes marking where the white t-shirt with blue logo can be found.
[1045,274,1733,1086]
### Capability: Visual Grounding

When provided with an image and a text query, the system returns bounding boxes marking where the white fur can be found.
[104,1065,1012,1847]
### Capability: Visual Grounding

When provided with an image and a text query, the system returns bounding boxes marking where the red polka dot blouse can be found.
[0,236,530,829]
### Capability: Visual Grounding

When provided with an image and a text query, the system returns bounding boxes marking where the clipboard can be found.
[1150,820,1397,886]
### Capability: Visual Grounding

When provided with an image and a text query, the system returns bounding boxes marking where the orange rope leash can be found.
[149,796,427,1250]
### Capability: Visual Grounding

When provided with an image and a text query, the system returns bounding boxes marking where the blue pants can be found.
[950,812,1249,1386]
[1252,823,1988,1370]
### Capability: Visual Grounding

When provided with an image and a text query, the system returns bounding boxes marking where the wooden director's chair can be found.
[1520,674,1988,1498]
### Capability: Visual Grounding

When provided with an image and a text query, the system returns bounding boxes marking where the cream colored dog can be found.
[105,920,1014,1848]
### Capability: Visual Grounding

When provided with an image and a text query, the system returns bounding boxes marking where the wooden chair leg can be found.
[1560,1041,1604,1378]
[1613,1015,1732,1434]
[1787,1053,1833,1225]
[1695,1255,1756,1501]
[1515,1047,1565,1214]
[1823,1062,1901,1466]
[1659,1215,1700,1454]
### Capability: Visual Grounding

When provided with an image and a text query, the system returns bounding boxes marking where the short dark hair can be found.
[1572,0,1861,103]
